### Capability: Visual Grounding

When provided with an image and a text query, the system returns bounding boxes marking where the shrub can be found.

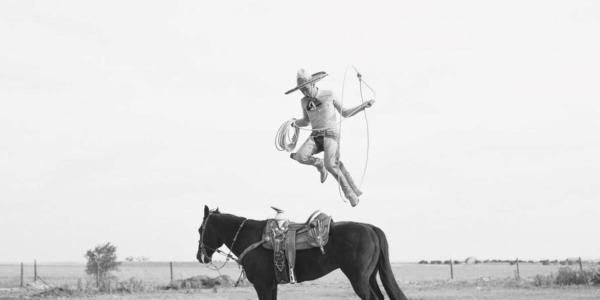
[592,270,600,285]
[33,285,76,297]
[533,274,554,287]
[117,277,152,293]
[554,267,594,285]
[418,260,428,264]
[164,275,235,290]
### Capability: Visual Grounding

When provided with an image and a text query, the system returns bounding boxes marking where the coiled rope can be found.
[275,119,300,152]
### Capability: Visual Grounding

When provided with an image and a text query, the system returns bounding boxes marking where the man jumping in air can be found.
[285,69,375,207]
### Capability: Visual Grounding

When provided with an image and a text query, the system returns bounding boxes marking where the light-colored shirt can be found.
[299,89,339,130]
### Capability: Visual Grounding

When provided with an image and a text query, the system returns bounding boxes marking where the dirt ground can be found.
[60,286,600,300]
[2,281,600,300]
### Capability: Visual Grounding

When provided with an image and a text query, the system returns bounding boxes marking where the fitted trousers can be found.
[290,134,360,198]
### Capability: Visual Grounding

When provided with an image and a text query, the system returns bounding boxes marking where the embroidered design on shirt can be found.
[307,99,322,111]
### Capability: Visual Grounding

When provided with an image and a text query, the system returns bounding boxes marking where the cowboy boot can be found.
[339,161,361,196]
[346,191,360,207]
[316,160,328,183]
[331,168,360,207]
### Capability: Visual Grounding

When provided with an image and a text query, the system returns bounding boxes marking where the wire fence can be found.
[1,258,598,289]
[0,261,244,289]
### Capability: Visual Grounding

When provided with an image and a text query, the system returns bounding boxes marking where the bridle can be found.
[198,211,248,270]
[197,209,271,286]
[199,210,269,274]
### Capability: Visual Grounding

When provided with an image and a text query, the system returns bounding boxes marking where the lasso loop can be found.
[336,65,375,202]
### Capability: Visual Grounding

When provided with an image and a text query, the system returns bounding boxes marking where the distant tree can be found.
[541,259,550,265]
[418,260,428,264]
[84,242,121,288]
[136,256,150,262]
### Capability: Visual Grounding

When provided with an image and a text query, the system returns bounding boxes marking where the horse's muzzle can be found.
[196,248,211,264]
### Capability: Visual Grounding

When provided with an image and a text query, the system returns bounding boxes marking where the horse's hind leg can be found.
[345,274,379,300]
[252,284,276,300]
[370,271,384,300]
[341,256,380,300]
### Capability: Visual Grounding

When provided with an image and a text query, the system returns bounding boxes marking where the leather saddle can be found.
[262,210,333,284]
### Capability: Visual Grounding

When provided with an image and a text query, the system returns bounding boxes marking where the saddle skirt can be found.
[262,210,333,251]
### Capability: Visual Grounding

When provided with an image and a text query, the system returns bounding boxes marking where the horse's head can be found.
[196,205,224,264]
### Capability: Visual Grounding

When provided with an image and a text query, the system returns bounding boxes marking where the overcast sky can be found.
[1,0,599,263]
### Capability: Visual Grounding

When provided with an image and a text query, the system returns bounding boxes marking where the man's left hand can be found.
[364,99,376,108]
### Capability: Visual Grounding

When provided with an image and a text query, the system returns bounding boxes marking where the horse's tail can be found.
[372,225,408,300]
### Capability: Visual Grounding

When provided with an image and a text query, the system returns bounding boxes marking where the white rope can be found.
[336,65,375,202]
[274,119,300,152]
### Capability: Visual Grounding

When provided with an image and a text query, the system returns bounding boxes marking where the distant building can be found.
[464,257,478,264]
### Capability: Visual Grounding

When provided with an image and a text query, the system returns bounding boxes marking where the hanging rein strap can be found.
[236,238,267,263]
[227,219,267,264]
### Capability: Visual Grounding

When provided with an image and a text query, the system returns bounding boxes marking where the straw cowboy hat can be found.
[284,69,328,95]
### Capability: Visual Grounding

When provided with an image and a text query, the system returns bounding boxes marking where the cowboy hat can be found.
[284,69,328,95]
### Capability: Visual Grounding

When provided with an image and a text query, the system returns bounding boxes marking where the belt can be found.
[310,128,339,139]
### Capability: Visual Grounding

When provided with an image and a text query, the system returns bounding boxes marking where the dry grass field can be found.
[1,262,599,299]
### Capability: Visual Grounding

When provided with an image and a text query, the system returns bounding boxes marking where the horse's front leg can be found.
[253,283,277,300]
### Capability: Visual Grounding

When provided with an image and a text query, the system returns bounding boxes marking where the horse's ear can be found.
[204,205,209,218]
[215,207,220,214]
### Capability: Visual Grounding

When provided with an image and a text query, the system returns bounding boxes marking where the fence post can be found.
[450,259,454,280]
[34,260,37,282]
[20,262,24,287]
[578,257,583,272]
[515,258,520,280]
[96,259,100,288]
[170,262,173,282]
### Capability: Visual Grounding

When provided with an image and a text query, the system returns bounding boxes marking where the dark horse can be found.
[196,206,408,300]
